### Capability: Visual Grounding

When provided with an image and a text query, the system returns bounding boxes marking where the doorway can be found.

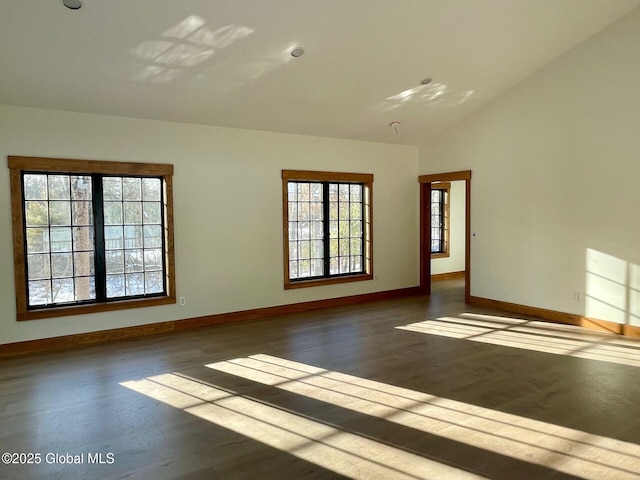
[418,170,471,302]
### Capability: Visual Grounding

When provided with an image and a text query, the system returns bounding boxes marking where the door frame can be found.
[418,170,471,302]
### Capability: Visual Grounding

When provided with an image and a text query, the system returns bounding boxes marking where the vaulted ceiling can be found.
[1,0,638,146]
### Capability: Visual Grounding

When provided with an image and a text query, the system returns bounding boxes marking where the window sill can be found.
[431,252,450,259]
[17,295,176,321]
[284,273,373,290]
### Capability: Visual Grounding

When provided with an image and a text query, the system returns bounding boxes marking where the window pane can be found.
[329,257,339,275]
[312,240,324,258]
[350,185,362,202]
[350,220,362,237]
[125,226,143,248]
[145,271,164,293]
[125,249,144,273]
[288,222,297,241]
[310,183,322,201]
[310,202,323,221]
[310,221,324,239]
[48,175,70,200]
[143,202,161,224]
[123,178,142,201]
[52,278,74,303]
[50,227,72,252]
[142,178,161,201]
[338,184,349,202]
[311,259,324,277]
[289,242,298,260]
[297,183,309,201]
[75,276,95,301]
[25,201,49,226]
[103,177,122,201]
[74,251,94,276]
[27,254,50,280]
[350,203,361,220]
[24,174,48,200]
[106,274,125,297]
[72,201,93,226]
[124,202,142,224]
[144,249,163,271]
[73,227,94,251]
[350,238,362,255]
[49,201,71,226]
[70,176,92,200]
[29,280,51,305]
[51,253,73,278]
[104,226,124,250]
[298,202,309,221]
[126,273,145,295]
[339,238,349,256]
[298,240,310,259]
[26,228,50,253]
[289,260,298,279]
[299,259,310,277]
[298,222,309,240]
[105,250,124,274]
[143,225,162,248]
[288,203,297,220]
[287,183,297,201]
[104,202,123,225]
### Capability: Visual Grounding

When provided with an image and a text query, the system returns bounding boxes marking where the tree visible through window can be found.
[9,157,175,320]
[282,170,373,289]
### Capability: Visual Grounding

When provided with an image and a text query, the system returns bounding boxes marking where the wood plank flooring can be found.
[1,279,640,479]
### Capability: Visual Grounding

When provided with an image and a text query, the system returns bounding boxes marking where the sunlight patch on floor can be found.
[397,312,640,367]
[121,372,485,480]
[205,354,640,480]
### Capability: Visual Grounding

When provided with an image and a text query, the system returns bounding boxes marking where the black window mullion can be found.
[322,183,330,278]
[92,175,106,301]
[359,187,365,273]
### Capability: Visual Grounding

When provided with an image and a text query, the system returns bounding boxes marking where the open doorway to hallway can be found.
[418,170,471,302]
[431,179,466,302]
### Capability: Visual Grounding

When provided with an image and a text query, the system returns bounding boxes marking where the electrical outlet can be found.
[572,292,579,302]
[179,296,186,306]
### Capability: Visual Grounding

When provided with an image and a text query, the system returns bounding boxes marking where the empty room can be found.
[1,1,640,479]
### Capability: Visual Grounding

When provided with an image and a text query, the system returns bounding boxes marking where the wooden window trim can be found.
[282,170,373,289]
[8,156,176,321]
[431,181,450,259]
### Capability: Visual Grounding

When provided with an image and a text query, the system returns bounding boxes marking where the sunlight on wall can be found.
[397,313,640,367]
[586,249,627,324]
[203,354,640,480]
[585,249,640,327]
[631,263,640,326]
[121,372,486,480]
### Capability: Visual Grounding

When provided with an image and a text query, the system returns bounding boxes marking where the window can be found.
[431,182,450,258]
[8,156,175,320]
[282,170,373,289]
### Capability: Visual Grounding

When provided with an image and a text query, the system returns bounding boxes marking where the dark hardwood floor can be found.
[1,279,640,479]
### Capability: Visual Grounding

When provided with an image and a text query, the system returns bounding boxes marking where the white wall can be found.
[431,180,465,275]
[420,7,640,326]
[0,105,419,344]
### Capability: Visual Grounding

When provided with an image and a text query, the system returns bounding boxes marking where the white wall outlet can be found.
[179,296,186,306]
[572,292,579,302]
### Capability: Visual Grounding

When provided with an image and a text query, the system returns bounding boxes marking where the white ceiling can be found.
[1,0,639,146]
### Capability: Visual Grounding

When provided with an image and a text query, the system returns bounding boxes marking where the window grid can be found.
[102,176,166,299]
[24,173,96,307]
[22,172,166,310]
[431,188,446,254]
[288,181,365,281]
